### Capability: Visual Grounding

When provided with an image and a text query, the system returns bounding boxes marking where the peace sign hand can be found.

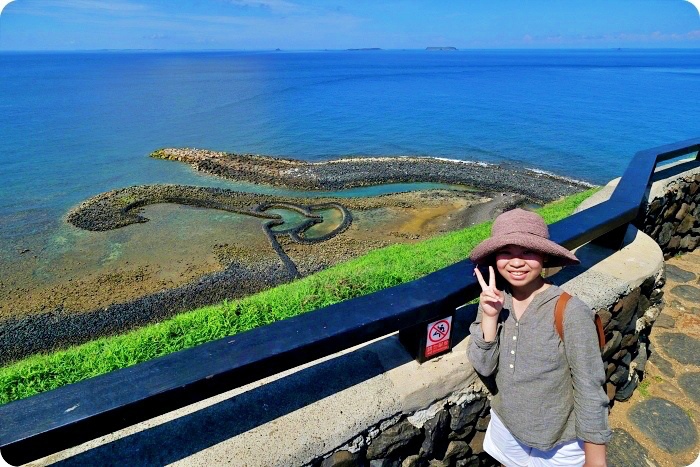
[474,266,504,318]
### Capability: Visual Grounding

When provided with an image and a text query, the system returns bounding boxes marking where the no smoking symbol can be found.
[429,320,450,343]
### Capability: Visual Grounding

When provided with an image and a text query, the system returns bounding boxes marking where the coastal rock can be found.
[449,399,485,431]
[366,419,422,460]
[680,235,699,250]
[671,285,700,303]
[658,222,674,246]
[628,398,698,454]
[678,214,696,234]
[441,441,470,464]
[649,351,676,378]
[321,450,363,467]
[607,429,656,467]
[419,409,450,459]
[665,264,697,283]
[653,313,675,329]
[655,333,700,366]
[678,372,700,405]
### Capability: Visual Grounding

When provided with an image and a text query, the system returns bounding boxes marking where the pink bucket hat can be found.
[469,208,579,267]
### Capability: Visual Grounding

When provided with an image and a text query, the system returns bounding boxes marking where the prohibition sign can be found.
[428,319,450,343]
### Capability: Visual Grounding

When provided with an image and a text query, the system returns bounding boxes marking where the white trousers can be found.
[483,410,585,467]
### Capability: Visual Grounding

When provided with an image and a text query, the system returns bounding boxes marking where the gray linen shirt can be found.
[468,284,611,451]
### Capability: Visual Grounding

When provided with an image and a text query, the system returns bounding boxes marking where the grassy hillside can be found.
[0,189,596,404]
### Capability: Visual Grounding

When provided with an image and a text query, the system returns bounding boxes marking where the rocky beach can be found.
[0,150,591,364]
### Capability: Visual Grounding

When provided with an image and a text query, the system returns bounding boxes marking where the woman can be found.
[468,208,610,467]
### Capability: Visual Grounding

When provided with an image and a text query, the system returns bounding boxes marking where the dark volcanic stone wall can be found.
[598,275,664,403]
[309,392,498,467]
[641,172,700,259]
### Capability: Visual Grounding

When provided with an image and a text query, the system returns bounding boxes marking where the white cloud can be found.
[225,0,301,14]
[12,0,148,14]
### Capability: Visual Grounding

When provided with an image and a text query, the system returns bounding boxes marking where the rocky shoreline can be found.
[151,148,591,202]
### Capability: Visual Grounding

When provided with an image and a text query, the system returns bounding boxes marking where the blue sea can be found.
[0,49,699,278]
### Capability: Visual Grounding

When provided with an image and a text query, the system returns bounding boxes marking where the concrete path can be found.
[608,249,700,467]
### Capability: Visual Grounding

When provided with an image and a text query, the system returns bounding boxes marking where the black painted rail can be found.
[1,138,699,465]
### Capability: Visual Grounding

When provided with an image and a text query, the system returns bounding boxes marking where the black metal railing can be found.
[1,138,699,465]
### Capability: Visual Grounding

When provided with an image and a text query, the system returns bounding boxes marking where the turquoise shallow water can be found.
[0,49,699,265]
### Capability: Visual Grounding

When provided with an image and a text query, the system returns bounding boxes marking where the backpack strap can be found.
[554,292,572,343]
[555,291,606,350]
[594,314,605,349]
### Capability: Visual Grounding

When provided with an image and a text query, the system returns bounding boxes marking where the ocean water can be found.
[1,49,699,263]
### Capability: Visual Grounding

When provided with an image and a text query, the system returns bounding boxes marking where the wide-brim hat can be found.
[469,208,579,268]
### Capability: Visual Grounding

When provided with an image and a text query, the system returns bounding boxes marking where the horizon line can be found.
[2,46,700,53]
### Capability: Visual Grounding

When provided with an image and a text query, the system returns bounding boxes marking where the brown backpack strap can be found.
[594,314,605,349]
[555,291,606,350]
[554,292,572,342]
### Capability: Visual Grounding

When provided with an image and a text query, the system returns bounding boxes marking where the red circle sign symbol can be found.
[428,320,450,343]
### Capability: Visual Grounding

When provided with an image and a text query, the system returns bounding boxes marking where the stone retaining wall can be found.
[311,386,496,467]
[641,171,700,258]
[599,274,663,403]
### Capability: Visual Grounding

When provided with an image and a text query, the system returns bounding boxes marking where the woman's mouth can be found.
[508,270,528,280]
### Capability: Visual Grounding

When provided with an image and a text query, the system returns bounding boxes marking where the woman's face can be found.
[495,244,545,288]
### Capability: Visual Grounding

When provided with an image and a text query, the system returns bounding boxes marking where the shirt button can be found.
[511,350,515,354]
[509,364,514,368]
[515,323,519,327]
[513,336,517,340]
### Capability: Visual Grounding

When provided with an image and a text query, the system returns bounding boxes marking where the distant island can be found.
[426,47,457,51]
[347,48,382,51]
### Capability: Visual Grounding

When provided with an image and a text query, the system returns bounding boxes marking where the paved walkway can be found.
[608,249,700,467]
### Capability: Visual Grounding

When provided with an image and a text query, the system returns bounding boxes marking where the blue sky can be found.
[0,0,699,51]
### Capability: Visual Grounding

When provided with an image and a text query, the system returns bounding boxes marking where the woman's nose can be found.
[510,257,525,266]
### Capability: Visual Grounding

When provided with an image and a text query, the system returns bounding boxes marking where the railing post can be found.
[399,312,455,363]
[592,223,629,250]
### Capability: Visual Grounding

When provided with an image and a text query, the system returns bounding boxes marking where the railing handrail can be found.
[1,138,699,465]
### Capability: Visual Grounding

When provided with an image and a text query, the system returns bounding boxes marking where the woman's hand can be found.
[474,266,504,343]
[474,266,504,318]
